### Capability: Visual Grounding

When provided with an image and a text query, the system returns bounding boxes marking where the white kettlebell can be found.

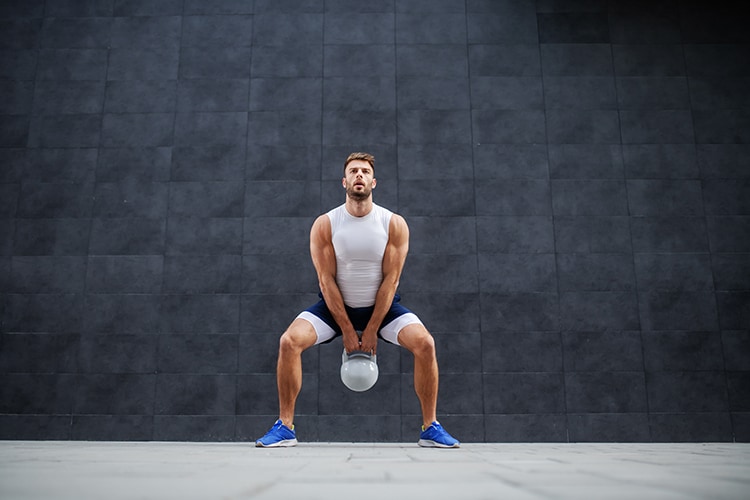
[340,334,379,392]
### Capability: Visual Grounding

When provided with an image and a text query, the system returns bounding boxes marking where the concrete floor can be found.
[0,441,748,499]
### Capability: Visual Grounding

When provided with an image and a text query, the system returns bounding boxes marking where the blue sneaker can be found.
[418,421,460,448]
[256,419,298,448]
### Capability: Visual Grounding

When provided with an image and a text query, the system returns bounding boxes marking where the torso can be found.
[327,203,393,307]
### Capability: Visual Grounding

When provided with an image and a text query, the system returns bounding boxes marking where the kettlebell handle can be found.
[342,349,377,363]
[343,331,376,362]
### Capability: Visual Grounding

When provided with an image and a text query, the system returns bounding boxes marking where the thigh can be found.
[379,299,424,346]
[283,316,320,350]
[394,322,433,353]
[380,312,423,346]
[295,312,337,346]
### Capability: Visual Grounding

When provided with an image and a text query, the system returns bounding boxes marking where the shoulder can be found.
[312,213,331,229]
[388,213,408,241]
[311,213,332,241]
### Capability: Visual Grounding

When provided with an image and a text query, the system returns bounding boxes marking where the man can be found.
[256,152,459,448]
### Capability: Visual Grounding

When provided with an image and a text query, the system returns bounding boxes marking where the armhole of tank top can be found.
[383,207,393,234]
[326,205,342,234]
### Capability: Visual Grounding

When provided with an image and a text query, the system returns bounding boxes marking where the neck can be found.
[345,196,373,217]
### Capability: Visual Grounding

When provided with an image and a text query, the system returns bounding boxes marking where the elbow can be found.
[318,275,336,294]
[383,276,400,290]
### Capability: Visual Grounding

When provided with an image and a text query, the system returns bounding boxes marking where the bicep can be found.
[382,215,409,279]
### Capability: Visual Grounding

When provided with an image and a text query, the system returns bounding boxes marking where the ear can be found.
[342,177,346,188]
[372,178,377,189]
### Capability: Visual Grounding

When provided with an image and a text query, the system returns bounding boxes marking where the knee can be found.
[279,328,308,355]
[408,329,436,360]
[279,319,317,355]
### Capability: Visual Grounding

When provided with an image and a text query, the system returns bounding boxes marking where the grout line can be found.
[148,0,188,441]
[234,0,256,442]
[317,0,327,432]
[679,28,733,442]
[611,39,652,442]
[535,7,571,443]
[463,0,487,443]
[392,2,403,441]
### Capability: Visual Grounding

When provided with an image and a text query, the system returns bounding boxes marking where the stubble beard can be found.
[346,185,371,201]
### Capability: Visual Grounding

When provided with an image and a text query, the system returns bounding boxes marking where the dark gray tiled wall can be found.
[1,0,748,443]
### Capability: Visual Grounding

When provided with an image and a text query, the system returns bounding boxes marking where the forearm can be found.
[319,275,355,335]
[364,274,399,335]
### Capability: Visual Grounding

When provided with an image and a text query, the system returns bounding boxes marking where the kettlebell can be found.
[340,332,379,392]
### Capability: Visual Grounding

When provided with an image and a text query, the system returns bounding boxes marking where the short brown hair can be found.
[343,152,375,173]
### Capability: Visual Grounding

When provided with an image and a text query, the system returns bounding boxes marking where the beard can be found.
[346,183,372,201]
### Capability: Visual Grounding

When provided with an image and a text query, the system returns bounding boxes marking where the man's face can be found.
[343,160,376,201]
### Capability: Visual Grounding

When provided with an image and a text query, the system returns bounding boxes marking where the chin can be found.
[347,189,371,201]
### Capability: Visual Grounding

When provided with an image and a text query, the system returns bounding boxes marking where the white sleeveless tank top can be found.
[327,203,393,308]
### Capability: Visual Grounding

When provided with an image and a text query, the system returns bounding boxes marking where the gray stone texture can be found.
[1,0,748,443]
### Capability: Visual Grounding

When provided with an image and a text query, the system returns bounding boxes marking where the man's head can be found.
[343,152,376,201]
[343,152,375,174]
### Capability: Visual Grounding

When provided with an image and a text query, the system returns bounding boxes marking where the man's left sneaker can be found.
[418,421,460,448]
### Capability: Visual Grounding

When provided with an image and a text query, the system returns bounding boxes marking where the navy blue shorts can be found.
[299,293,422,346]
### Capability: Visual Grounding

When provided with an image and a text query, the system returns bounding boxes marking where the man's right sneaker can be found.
[255,419,298,448]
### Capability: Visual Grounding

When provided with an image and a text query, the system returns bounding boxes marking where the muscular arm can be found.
[309,215,359,353]
[359,214,409,354]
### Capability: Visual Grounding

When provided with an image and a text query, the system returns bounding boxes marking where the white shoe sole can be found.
[256,438,298,448]
[418,439,460,448]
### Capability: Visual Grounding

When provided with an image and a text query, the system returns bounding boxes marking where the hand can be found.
[358,329,378,356]
[343,329,361,355]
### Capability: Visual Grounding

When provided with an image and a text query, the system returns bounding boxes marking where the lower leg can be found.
[415,352,439,428]
[277,319,317,427]
[399,324,439,428]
